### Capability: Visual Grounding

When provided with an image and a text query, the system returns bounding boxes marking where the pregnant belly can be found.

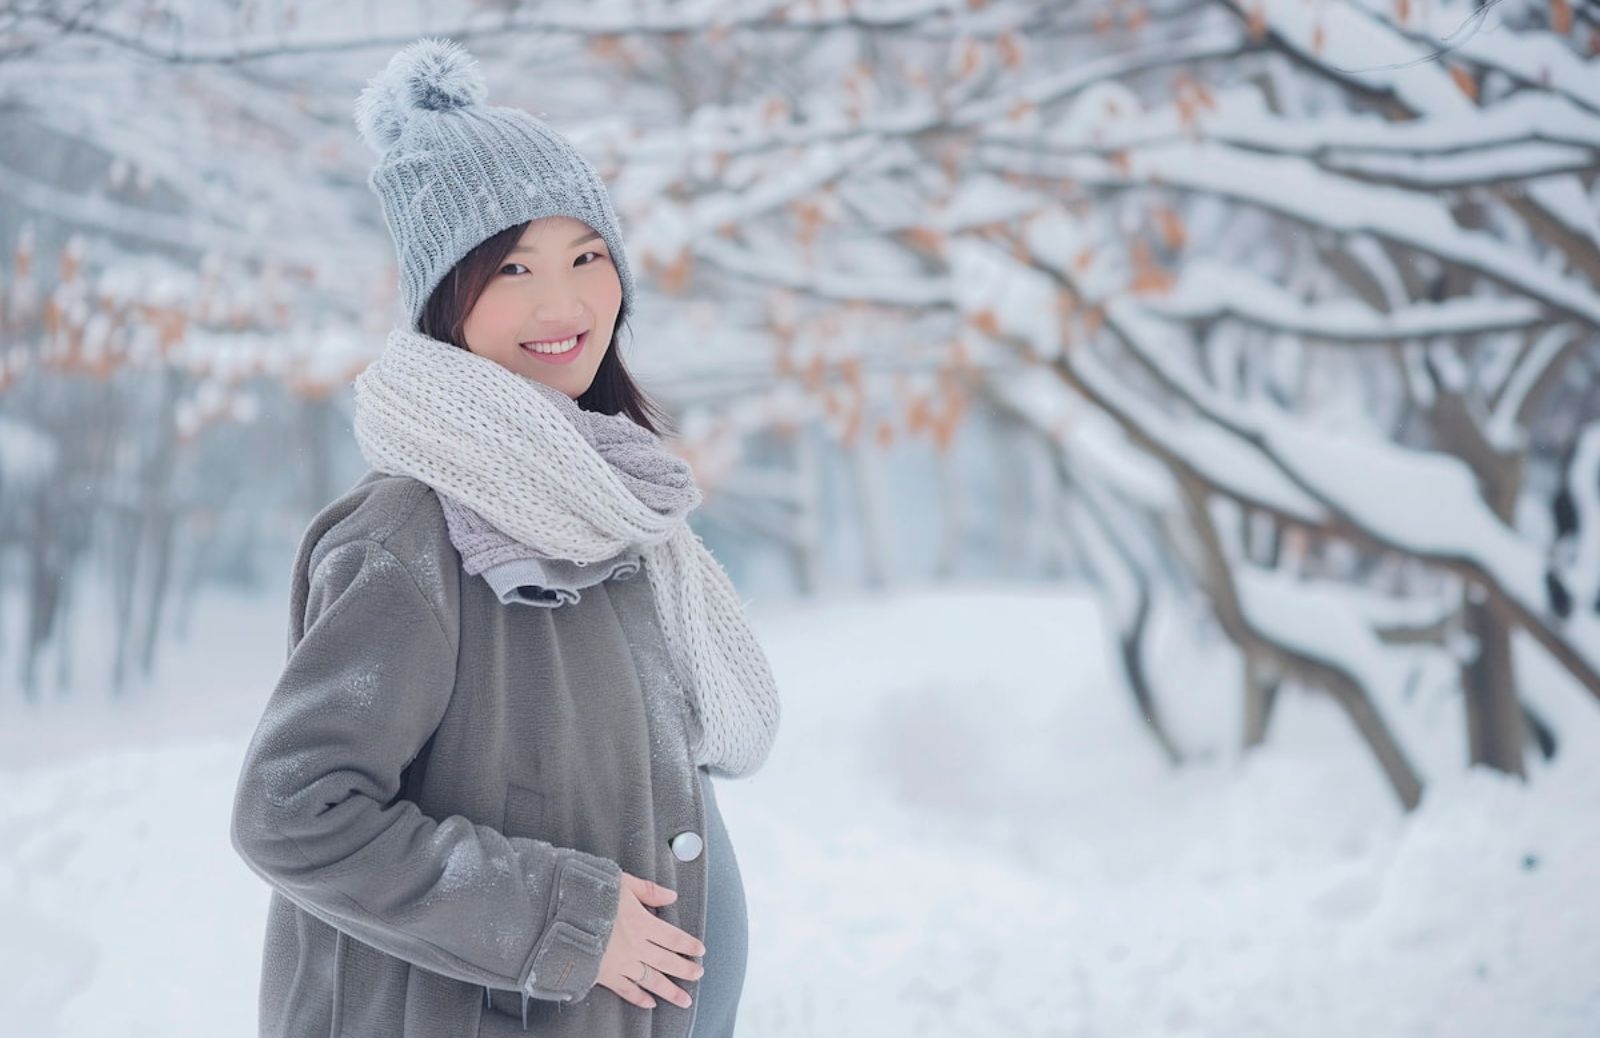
[691,767,748,1038]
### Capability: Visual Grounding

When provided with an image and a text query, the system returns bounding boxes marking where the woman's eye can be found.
[500,254,605,275]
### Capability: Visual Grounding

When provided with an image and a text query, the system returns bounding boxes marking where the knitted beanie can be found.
[354,37,637,330]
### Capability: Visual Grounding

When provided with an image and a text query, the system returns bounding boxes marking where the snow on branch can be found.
[1142,261,1546,343]
[982,83,1600,159]
[1219,0,1600,258]
[1342,0,1600,116]
[9,0,975,66]
[1486,324,1589,448]
[985,138,1600,327]
[1011,212,1600,700]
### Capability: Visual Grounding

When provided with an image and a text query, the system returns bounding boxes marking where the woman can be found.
[229,37,781,1038]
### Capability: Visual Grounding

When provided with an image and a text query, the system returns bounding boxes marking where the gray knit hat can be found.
[354,37,636,331]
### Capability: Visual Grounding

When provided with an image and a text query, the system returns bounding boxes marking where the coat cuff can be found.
[518,852,622,1003]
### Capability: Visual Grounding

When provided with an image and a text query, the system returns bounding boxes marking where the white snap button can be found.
[669,830,703,862]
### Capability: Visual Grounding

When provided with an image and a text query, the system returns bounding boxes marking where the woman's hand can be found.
[595,871,706,1009]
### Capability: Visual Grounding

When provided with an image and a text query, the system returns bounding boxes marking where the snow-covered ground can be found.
[1,578,1597,1037]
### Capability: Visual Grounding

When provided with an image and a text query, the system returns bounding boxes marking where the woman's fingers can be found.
[622,872,677,907]
[643,941,706,982]
[648,915,707,959]
[597,872,708,1011]
[636,962,693,1008]
[596,959,658,1009]
[617,973,657,1009]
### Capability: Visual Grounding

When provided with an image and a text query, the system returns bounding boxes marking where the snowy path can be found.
[1,584,1596,1036]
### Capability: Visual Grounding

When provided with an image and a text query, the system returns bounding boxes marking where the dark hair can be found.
[418,221,674,437]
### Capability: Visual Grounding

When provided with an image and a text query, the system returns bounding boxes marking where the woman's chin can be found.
[518,367,586,400]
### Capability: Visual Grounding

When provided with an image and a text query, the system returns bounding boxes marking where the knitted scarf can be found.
[351,326,780,779]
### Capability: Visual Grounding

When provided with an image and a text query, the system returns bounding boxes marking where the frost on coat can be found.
[229,527,622,1012]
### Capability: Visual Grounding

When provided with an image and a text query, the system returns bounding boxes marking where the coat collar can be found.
[479,544,644,608]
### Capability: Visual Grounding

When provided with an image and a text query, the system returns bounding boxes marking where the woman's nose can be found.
[533,298,583,322]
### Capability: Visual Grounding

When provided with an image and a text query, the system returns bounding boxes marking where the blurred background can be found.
[1,0,1598,1034]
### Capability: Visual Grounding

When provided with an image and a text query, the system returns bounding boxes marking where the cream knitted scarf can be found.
[351,326,780,779]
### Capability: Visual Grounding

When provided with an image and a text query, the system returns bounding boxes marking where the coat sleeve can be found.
[229,536,623,1004]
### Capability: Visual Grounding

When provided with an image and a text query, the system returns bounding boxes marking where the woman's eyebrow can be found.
[509,231,602,255]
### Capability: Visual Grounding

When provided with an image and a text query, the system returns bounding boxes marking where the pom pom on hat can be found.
[354,37,487,155]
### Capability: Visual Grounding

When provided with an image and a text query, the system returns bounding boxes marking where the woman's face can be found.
[460,215,622,398]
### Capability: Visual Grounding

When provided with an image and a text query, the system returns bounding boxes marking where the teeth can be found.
[523,335,579,354]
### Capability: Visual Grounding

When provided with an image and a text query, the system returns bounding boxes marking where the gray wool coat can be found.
[230,469,720,1038]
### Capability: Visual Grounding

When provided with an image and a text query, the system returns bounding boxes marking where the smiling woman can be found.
[230,35,782,1038]
[418,216,672,436]
[463,217,618,394]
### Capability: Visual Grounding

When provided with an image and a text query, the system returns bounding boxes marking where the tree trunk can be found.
[1461,592,1527,777]
[1243,652,1280,749]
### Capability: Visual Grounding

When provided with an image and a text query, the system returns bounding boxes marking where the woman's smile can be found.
[519,330,587,364]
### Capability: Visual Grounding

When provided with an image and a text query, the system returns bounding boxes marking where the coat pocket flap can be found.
[523,920,605,1001]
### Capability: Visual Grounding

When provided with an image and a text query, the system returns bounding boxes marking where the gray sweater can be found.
[230,469,728,1037]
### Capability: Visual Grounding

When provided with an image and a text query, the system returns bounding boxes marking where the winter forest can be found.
[2,0,1598,1034]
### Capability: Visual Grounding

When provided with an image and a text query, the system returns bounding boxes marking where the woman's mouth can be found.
[519,331,587,365]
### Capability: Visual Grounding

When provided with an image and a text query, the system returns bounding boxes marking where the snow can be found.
[2,581,1597,1036]
[1233,564,1463,779]
[1247,0,1600,255]
[947,238,1059,359]
[1040,343,1329,523]
[996,82,1600,162]
[1142,261,1543,343]
[990,138,1600,327]
[1321,142,1595,188]
[1486,324,1583,452]
[1353,0,1600,115]
[4,3,1599,1034]
[992,218,1600,688]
